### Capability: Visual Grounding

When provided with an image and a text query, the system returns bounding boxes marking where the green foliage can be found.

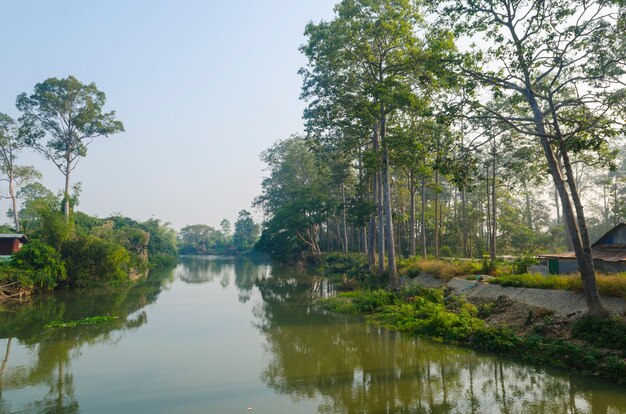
[11,240,66,289]
[61,235,131,286]
[320,253,370,281]
[491,273,626,299]
[513,256,538,275]
[325,287,626,382]
[572,316,626,351]
[29,199,74,250]
[179,223,231,255]
[233,209,260,253]
[350,289,397,312]
[513,255,538,274]
[255,136,328,261]
[397,256,478,281]
[140,218,178,267]
[44,315,118,329]
[17,76,124,210]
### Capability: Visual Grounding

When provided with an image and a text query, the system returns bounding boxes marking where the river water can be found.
[0,256,625,414]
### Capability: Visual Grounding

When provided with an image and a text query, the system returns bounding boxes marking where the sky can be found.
[0,0,337,230]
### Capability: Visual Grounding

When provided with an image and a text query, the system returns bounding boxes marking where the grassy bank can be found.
[318,253,482,285]
[491,273,626,299]
[320,286,626,383]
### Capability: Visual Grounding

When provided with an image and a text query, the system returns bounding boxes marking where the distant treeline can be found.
[178,210,260,256]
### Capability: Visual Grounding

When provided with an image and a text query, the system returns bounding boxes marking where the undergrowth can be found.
[396,257,480,281]
[320,287,626,383]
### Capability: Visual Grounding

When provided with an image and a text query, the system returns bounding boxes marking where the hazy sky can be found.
[0,0,336,229]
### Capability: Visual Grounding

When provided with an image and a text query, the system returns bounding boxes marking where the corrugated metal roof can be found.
[540,247,626,263]
[0,233,26,238]
[592,223,626,247]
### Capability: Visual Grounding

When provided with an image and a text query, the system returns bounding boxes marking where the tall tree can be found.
[438,0,626,316]
[255,136,330,260]
[233,210,260,253]
[301,0,453,288]
[17,76,124,218]
[0,112,41,232]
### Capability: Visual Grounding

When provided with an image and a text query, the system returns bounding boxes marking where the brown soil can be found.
[467,295,576,337]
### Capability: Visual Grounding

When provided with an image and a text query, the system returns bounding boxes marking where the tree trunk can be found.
[421,177,427,258]
[434,170,440,260]
[64,156,71,219]
[409,172,416,257]
[523,178,533,230]
[8,172,19,233]
[614,178,619,226]
[376,172,385,275]
[380,102,398,287]
[490,152,497,266]
[561,147,606,316]
[462,188,467,257]
[527,92,606,316]
[486,165,492,260]
[555,187,560,223]
[382,141,398,287]
[342,184,348,254]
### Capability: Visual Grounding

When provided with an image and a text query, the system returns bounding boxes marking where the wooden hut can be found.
[540,224,626,274]
[0,234,28,256]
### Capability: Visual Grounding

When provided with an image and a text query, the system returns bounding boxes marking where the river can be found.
[0,256,625,413]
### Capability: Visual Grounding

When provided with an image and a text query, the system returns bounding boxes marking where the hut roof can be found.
[540,247,626,263]
[0,234,28,242]
[592,223,626,247]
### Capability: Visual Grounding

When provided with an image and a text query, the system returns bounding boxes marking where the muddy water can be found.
[0,256,625,413]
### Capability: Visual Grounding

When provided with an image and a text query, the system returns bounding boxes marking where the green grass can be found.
[490,273,626,299]
[397,257,480,281]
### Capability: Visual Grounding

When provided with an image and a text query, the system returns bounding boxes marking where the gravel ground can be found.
[406,273,626,316]
[446,277,626,316]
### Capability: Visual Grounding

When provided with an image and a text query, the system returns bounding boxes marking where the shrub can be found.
[11,240,66,289]
[397,257,477,281]
[322,253,370,281]
[61,235,131,286]
[572,316,626,351]
[350,289,396,312]
[513,255,538,274]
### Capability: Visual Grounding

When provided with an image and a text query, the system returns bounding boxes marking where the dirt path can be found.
[409,273,626,316]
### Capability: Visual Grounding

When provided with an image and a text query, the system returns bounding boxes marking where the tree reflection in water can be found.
[1,257,626,414]
[0,266,175,413]
[253,268,626,414]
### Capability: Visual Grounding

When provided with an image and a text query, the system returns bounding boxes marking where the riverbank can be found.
[316,254,626,384]
[320,286,626,383]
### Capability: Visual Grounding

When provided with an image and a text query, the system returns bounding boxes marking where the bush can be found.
[321,253,370,281]
[572,316,626,351]
[11,240,66,289]
[513,255,538,274]
[61,235,131,286]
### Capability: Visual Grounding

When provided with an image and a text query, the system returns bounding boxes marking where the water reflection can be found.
[0,267,175,413]
[1,257,625,413]
[176,255,270,303]
[253,269,626,414]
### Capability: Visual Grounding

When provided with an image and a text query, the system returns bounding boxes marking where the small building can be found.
[539,223,626,275]
[0,234,28,256]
